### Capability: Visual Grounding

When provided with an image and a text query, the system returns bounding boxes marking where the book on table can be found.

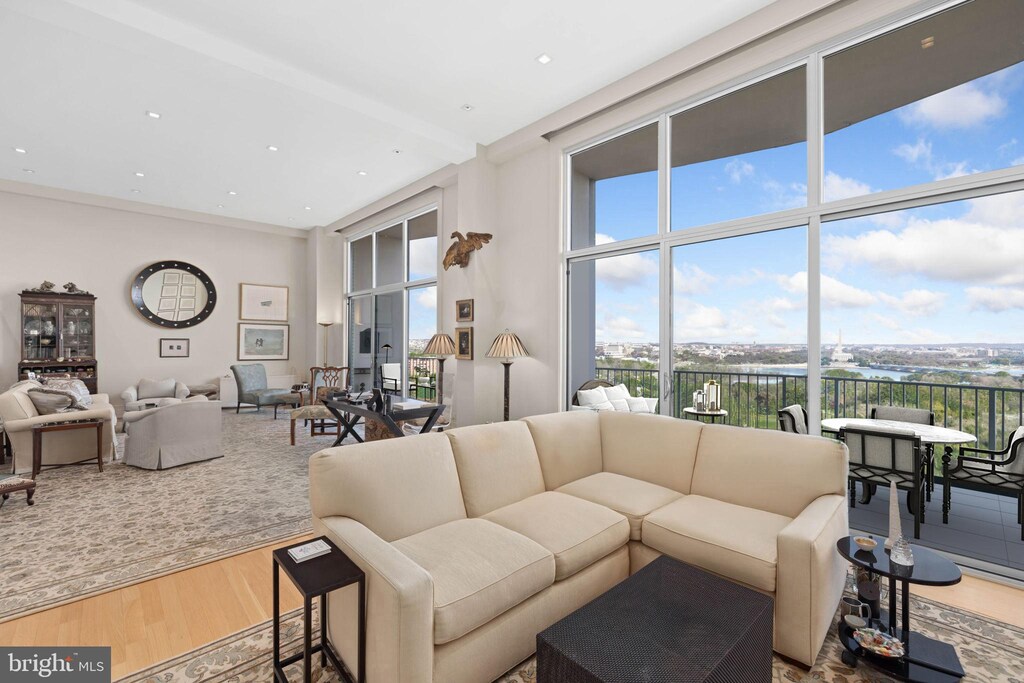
[288,539,331,563]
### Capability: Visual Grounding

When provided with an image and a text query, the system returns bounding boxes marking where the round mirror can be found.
[131,261,217,328]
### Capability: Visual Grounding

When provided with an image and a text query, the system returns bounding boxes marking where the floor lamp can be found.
[423,333,456,405]
[486,330,529,422]
[318,321,334,365]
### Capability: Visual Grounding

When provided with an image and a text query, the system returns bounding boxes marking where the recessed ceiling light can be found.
[134,171,145,177]
[304,206,312,210]
[131,189,141,193]
[22,168,34,173]
[266,145,279,152]
[536,53,552,64]
[13,147,27,154]
[146,110,161,119]
[356,170,368,176]
[217,204,224,208]
[461,104,474,111]
[393,149,402,154]
[227,190,237,195]
[921,36,935,49]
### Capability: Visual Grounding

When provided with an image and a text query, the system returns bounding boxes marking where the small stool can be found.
[290,405,338,446]
[0,475,36,508]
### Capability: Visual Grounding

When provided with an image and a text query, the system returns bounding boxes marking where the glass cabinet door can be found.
[62,303,95,359]
[22,303,59,360]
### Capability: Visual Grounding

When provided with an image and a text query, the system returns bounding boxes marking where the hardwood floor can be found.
[1,534,1021,679]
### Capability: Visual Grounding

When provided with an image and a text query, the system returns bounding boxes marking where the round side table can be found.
[682,407,728,423]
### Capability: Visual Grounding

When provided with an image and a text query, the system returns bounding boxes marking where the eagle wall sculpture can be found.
[442,231,492,270]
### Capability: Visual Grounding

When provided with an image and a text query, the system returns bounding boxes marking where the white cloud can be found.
[823,171,872,202]
[674,303,757,341]
[778,271,876,308]
[596,315,648,341]
[1013,156,1024,166]
[766,297,802,313]
[725,159,754,183]
[893,139,932,165]
[899,81,1006,130]
[593,234,658,290]
[762,180,807,211]
[414,287,436,310]
[408,238,436,278]
[823,193,1024,286]
[876,289,947,316]
[891,137,975,182]
[967,287,1024,312]
[673,263,717,295]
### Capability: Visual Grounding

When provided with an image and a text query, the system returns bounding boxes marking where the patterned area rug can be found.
[0,409,356,622]
[121,588,1024,682]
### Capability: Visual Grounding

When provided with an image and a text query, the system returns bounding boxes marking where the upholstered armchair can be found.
[0,380,117,475]
[230,363,300,418]
[121,378,190,412]
[122,397,222,470]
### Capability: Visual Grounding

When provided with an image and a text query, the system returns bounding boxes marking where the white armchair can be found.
[122,396,222,470]
[0,380,117,474]
[122,378,190,412]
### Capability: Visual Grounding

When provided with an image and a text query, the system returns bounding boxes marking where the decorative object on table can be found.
[230,363,301,417]
[317,321,334,364]
[239,283,288,322]
[131,261,217,328]
[0,475,36,508]
[703,379,721,411]
[692,389,705,411]
[451,327,472,361]
[486,329,529,422]
[455,299,474,322]
[853,535,877,551]
[159,338,190,358]
[238,323,290,361]
[885,480,902,549]
[890,535,914,566]
[423,333,456,406]
[63,282,90,295]
[844,615,867,629]
[852,628,906,659]
[30,281,56,293]
[839,596,871,621]
[288,538,331,563]
[442,231,492,270]
[19,288,99,393]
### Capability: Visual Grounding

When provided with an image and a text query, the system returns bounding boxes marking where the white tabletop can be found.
[683,407,728,416]
[820,418,976,445]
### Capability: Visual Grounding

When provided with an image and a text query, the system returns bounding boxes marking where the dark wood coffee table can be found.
[537,556,774,682]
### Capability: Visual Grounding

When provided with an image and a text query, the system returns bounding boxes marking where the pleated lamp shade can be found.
[423,333,456,356]
[486,330,529,360]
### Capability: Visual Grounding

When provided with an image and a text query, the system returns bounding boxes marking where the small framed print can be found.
[456,299,474,322]
[160,338,190,358]
[238,322,290,361]
[240,283,289,322]
[455,326,474,360]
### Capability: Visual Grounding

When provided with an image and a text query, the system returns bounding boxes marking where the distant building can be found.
[605,343,625,358]
[830,329,854,365]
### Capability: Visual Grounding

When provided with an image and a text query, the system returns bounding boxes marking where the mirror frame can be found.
[131,260,217,328]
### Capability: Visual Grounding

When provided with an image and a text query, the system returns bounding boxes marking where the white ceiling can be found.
[0,0,775,229]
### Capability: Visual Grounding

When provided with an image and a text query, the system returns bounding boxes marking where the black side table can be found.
[273,537,365,683]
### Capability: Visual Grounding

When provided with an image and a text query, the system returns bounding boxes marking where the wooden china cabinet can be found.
[18,290,99,393]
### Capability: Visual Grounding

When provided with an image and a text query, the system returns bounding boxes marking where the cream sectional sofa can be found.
[309,410,849,683]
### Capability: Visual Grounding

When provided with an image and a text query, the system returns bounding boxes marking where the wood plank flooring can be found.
[1,533,1021,679]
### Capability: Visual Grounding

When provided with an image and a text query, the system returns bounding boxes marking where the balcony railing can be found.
[593,367,1023,449]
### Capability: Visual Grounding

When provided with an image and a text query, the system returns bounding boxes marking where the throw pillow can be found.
[603,383,631,402]
[27,387,83,414]
[576,386,609,406]
[138,378,177,400]
[625,397,653,413]
[609,398,630,412]
[589,400,615,411]
[43,377,92,407]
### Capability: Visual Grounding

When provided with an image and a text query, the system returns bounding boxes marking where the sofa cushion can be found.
[575,386,609,407]
[599,411,702,493]
[522,411,602,490]
[557,472,683,540]
[42,378,93,407]
[392,518,554,644]
[642,495,792,592]
[138,378,177,400]
[603,383,631,402]
[484,491,628,580]
[446,422,546,517]
[27,388,78,414]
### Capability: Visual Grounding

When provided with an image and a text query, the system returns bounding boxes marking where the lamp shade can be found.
[486,330,529,360]
[424,333,456,356]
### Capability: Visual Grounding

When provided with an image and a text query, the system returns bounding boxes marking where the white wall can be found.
[0,191,309,407]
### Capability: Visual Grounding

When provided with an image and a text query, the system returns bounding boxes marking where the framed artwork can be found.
[238,323,290,360]
[456,299,474,322]
[455,326,474,360]
[239,283,289,322]
[159,338,190,358]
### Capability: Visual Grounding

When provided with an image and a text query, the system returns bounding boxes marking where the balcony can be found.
[594,366,1024,574]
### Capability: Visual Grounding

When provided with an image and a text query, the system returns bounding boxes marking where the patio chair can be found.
[777,404,808,433]
[379,363,402,395]
[943,426,1024,540]
[230,363,301,418]
[842,425,927,538]
[870,405,937,501]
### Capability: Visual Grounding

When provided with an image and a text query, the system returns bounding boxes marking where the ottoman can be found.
[537,556,774,683]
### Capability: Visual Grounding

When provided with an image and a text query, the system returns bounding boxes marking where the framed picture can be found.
[239,283,289,322]
[238,323,290,360]
[159,338,190,358]
[456,299,474,322]
[455,326,473,360]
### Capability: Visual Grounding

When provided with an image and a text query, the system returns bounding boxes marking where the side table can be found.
[32,419,104,479]
[682,406,729,423]
[272,537,365,683]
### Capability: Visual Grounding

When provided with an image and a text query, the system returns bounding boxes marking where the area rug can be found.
[120,589,1024,682]
[0,409,358,622]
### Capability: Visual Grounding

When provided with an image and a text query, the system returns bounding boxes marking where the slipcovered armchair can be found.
[121,378,190,412]
[0,380,117,475]
[122,397,222,470]
[230,363,300,418]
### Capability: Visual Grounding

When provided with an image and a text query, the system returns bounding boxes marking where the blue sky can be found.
[586,62,1024,347]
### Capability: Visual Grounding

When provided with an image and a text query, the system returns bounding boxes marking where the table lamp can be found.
[423,333,456,405]
[486,329,529,421]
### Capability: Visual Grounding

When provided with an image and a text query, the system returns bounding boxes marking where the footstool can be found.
[0,475,36,508]
[289,405,338,446]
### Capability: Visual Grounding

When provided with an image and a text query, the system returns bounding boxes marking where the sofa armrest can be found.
[314,516,434,683]
[4,405,117,432]
[775,493,848,666]
[91,393,111,406]
[121,387,138,403]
